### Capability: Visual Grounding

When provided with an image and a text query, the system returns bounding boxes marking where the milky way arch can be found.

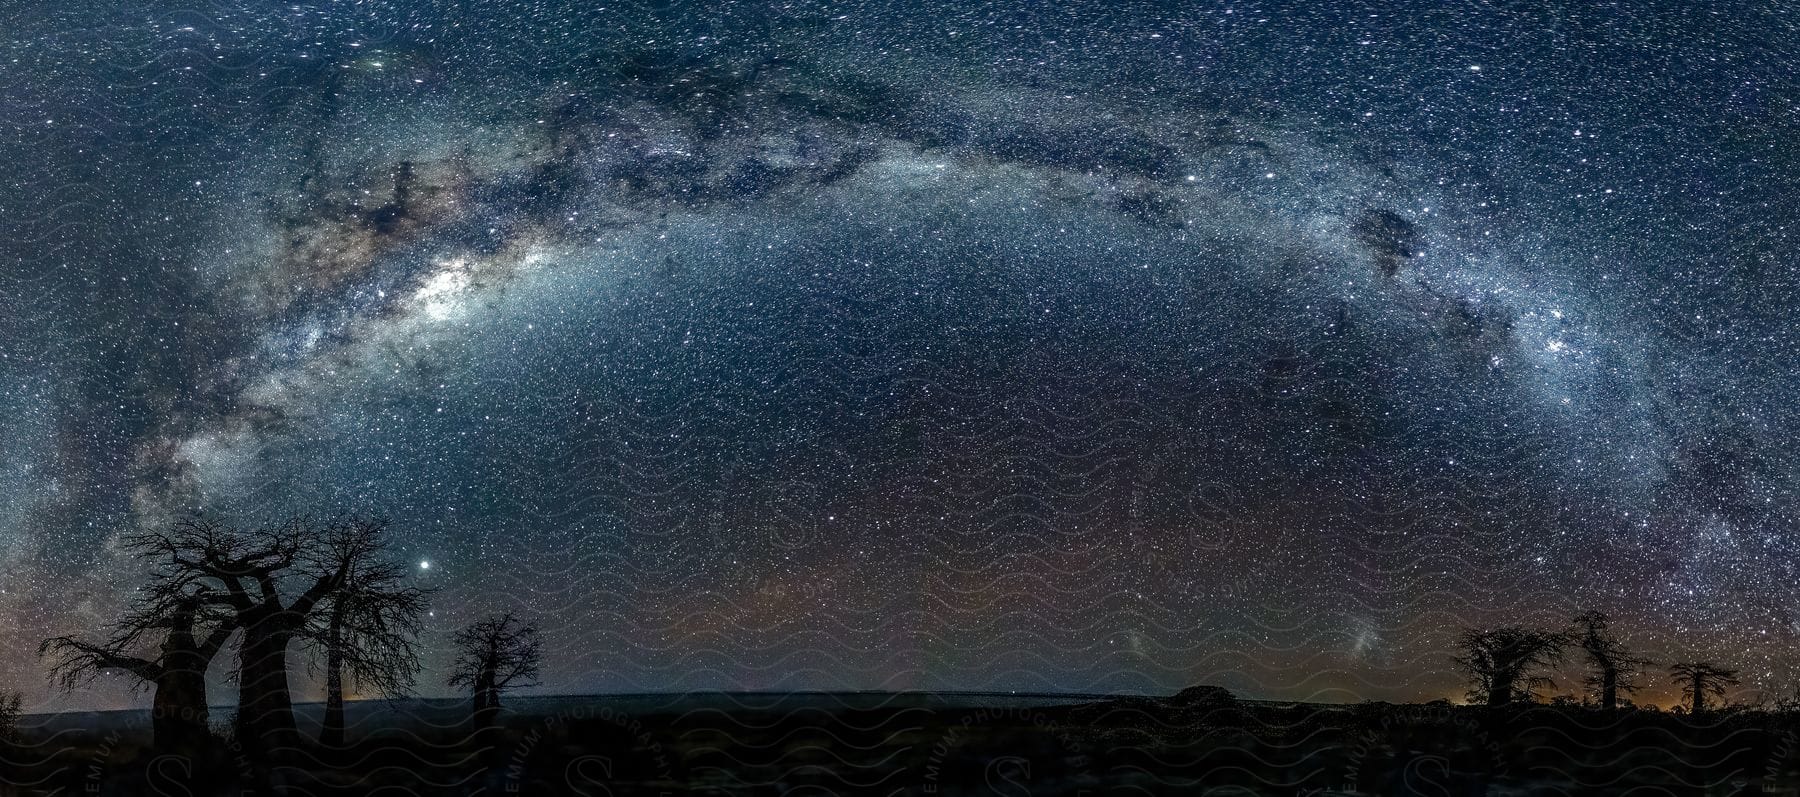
[2,1,1796,707]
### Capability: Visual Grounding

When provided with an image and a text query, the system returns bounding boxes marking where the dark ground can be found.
[6,688,1800,795]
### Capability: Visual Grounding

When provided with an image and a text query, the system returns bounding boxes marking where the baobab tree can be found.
[1453,626,1568,706]
[0,689,20,740]
[301,548,432,747]
[124,515,394,754]
[1668,661,1741,714]
[1572,611,1648,710]
[447,612,542,730]
[40,584,236,757]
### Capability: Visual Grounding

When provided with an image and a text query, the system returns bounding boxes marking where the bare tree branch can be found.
[1452,626,1568,706]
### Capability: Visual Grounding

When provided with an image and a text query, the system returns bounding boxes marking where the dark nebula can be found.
[1352,208,1420,277]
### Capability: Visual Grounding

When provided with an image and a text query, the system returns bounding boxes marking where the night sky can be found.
[2,1,1798,710]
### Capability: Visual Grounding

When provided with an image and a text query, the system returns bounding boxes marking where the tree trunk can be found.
[151,601,214,759]
[320,602,347,747]
[321,650,345,746]
[472,666,499,730]
[151,663,211,759]
[1691,673,1707,714]
[1487,673,1514,706]
[1600,668,1618,710]
[236,620,300,753]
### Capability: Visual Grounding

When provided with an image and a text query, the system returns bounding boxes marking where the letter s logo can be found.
[146,754,196,797]
[984,755,1032,797]
[566,754,616,797]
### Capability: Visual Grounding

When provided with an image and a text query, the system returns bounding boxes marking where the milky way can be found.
[2,1,1798,708]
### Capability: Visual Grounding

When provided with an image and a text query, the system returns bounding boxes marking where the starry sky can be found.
[2,1,1798,710]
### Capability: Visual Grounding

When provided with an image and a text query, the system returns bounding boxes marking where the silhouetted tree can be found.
[0,689,20,741]
[447,612,542,730]
[1573,611,1648,710]
[301,541,432,747]
[125,515,391,754]
[1669,661,1741,714]
[1772,688,1800,714]
[40,580,236,757]
[1453,626,1568,706]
